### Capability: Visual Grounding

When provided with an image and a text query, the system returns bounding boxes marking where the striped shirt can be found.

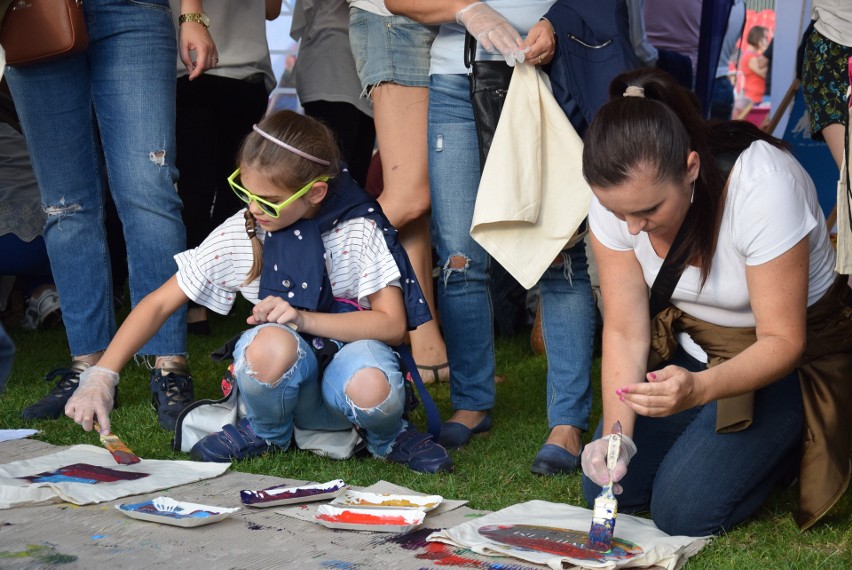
[174,210,401,315]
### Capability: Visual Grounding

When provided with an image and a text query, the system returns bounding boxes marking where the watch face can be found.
[200,13,210,27]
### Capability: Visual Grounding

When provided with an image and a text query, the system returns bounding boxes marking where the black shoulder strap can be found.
[648,150,742,318]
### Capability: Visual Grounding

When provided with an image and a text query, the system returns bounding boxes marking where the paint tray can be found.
[116,496,239,528]
[240,479,348,507]
[330,489,442,512]
[314,504,425,533]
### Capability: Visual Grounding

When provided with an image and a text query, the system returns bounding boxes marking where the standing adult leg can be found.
[531,240,595,474]
[429,74,495,445]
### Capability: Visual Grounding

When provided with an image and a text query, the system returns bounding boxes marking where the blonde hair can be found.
[238,111,341,285]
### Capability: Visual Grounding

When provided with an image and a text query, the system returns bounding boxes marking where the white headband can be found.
[623,85,645,98]
[252,124,331,166]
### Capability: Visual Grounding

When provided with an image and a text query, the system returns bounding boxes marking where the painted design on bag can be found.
[21,463,149,484]
[477,524,643,562]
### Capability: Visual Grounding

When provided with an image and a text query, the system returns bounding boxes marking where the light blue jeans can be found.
[428,74,594,430]
[582,348,804,536]
[5,0,186,357]
[234,324,407,457]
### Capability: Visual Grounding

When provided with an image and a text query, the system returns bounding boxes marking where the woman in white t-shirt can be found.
[579,68,850,535]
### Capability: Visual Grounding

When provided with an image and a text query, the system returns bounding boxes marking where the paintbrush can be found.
[588,420,622,552]
[94,422,141,465]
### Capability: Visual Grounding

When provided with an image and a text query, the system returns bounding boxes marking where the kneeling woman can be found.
[579,68,851,535]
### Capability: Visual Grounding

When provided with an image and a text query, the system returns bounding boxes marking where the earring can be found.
[690,180,696,204]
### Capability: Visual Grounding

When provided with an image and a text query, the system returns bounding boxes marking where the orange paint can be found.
[317,510,411,525]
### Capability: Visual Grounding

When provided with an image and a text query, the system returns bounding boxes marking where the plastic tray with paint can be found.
[240,479,348,507]
[314,504,425,533]
[330,489,442,511]
[115,497,239,527]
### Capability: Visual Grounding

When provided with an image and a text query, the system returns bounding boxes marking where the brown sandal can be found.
[416,362,450,384]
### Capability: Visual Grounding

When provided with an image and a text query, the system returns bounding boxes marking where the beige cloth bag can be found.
[470,63,591,290]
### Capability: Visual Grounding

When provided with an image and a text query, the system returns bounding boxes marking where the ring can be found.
[537,55,543,64]
[212,57,219,63]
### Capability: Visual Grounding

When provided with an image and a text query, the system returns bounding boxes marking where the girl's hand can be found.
[179,22,217,80]
[523,19,556,66]
[616,366,706,417]
[248,296,302,329]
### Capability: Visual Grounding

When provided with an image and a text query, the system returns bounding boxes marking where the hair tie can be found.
[252,124,331,166]
[244,210,257,239]
[623,85,645,98]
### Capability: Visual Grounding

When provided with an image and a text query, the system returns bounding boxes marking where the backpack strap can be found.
[394,344,442,440]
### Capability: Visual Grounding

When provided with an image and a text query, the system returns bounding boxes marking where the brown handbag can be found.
[1,0,88,66]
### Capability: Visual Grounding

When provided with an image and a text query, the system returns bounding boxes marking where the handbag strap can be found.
[464,31,477,69]
[648,149,742,318]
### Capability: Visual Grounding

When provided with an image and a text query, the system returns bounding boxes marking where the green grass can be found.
[1,299,850,568]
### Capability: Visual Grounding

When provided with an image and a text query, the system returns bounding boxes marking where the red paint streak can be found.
[415,543,488,568]
[317,511,411,525]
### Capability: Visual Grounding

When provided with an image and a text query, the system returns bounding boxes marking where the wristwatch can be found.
[178,12,210,29]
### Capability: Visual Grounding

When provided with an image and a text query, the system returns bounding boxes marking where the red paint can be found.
[317,511,411,525]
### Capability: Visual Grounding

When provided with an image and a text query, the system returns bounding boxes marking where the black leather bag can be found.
[464,32,514,171]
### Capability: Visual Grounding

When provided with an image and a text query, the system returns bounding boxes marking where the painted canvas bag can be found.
[428,500,709,570]
[0,445,229,509]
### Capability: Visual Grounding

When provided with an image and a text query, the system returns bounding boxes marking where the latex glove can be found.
[581,433,637,495]
[65,365,118,434]
[456,2,527,66]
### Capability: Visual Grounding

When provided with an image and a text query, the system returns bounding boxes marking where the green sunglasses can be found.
[228,168,329,218]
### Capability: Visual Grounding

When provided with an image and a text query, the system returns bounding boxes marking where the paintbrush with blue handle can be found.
[588,420,622,551]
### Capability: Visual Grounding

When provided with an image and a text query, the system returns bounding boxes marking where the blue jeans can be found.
[428,74,594,429]
[582,348,804,536]
[5,0,186,357]
[234,324,407,457]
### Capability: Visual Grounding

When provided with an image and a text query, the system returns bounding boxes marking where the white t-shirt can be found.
[174,210,401,315]
[429,0,555,75]
[812,0,852,47]
[589,141,836,361]
[169,0,276,91]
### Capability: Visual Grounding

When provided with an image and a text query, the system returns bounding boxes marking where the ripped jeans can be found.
[5,0,186,357]
[234,324,407,457]
[428,73,594,429]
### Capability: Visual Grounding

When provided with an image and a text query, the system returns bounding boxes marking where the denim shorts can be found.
[349,8,437,91]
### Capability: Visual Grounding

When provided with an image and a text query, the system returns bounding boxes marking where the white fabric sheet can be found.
[428,500,710,570]
[0,444,230,509]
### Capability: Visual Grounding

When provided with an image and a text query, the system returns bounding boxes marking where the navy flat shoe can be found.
[438,413,492,450]
[530,443,581,476]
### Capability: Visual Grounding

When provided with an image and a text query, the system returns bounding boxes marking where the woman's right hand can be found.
[581,433,637,494]
[65,366,118,434]
[456,2,527,65]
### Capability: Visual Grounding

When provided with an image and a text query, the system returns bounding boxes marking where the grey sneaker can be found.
[149,362,194,431]
[21,289,62,330]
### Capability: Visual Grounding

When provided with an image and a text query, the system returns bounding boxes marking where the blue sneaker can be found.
[190,418,276,462]
[150,363,194,431]
[384,423,453,474]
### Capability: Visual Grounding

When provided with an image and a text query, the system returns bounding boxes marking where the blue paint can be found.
[319,561,359,570]
[91,535,107,540]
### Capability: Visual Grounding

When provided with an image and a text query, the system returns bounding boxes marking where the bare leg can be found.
[821,123,846,172]
[371,83,448,380]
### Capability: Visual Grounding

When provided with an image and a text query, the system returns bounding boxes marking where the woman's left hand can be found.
[617,365,706,417]
[523,19,556,66]
[248,296,302,329]
[179,22,218,80]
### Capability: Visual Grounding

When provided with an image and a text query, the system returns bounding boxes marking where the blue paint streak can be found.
[91,535,107,540]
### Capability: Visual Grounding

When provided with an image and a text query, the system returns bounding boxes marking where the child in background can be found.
[739,25,769,105]
[64,110,452,474]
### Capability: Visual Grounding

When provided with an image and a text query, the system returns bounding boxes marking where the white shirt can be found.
[812,0,852,47]
[174,210,401,315]
[590,141,836,361]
